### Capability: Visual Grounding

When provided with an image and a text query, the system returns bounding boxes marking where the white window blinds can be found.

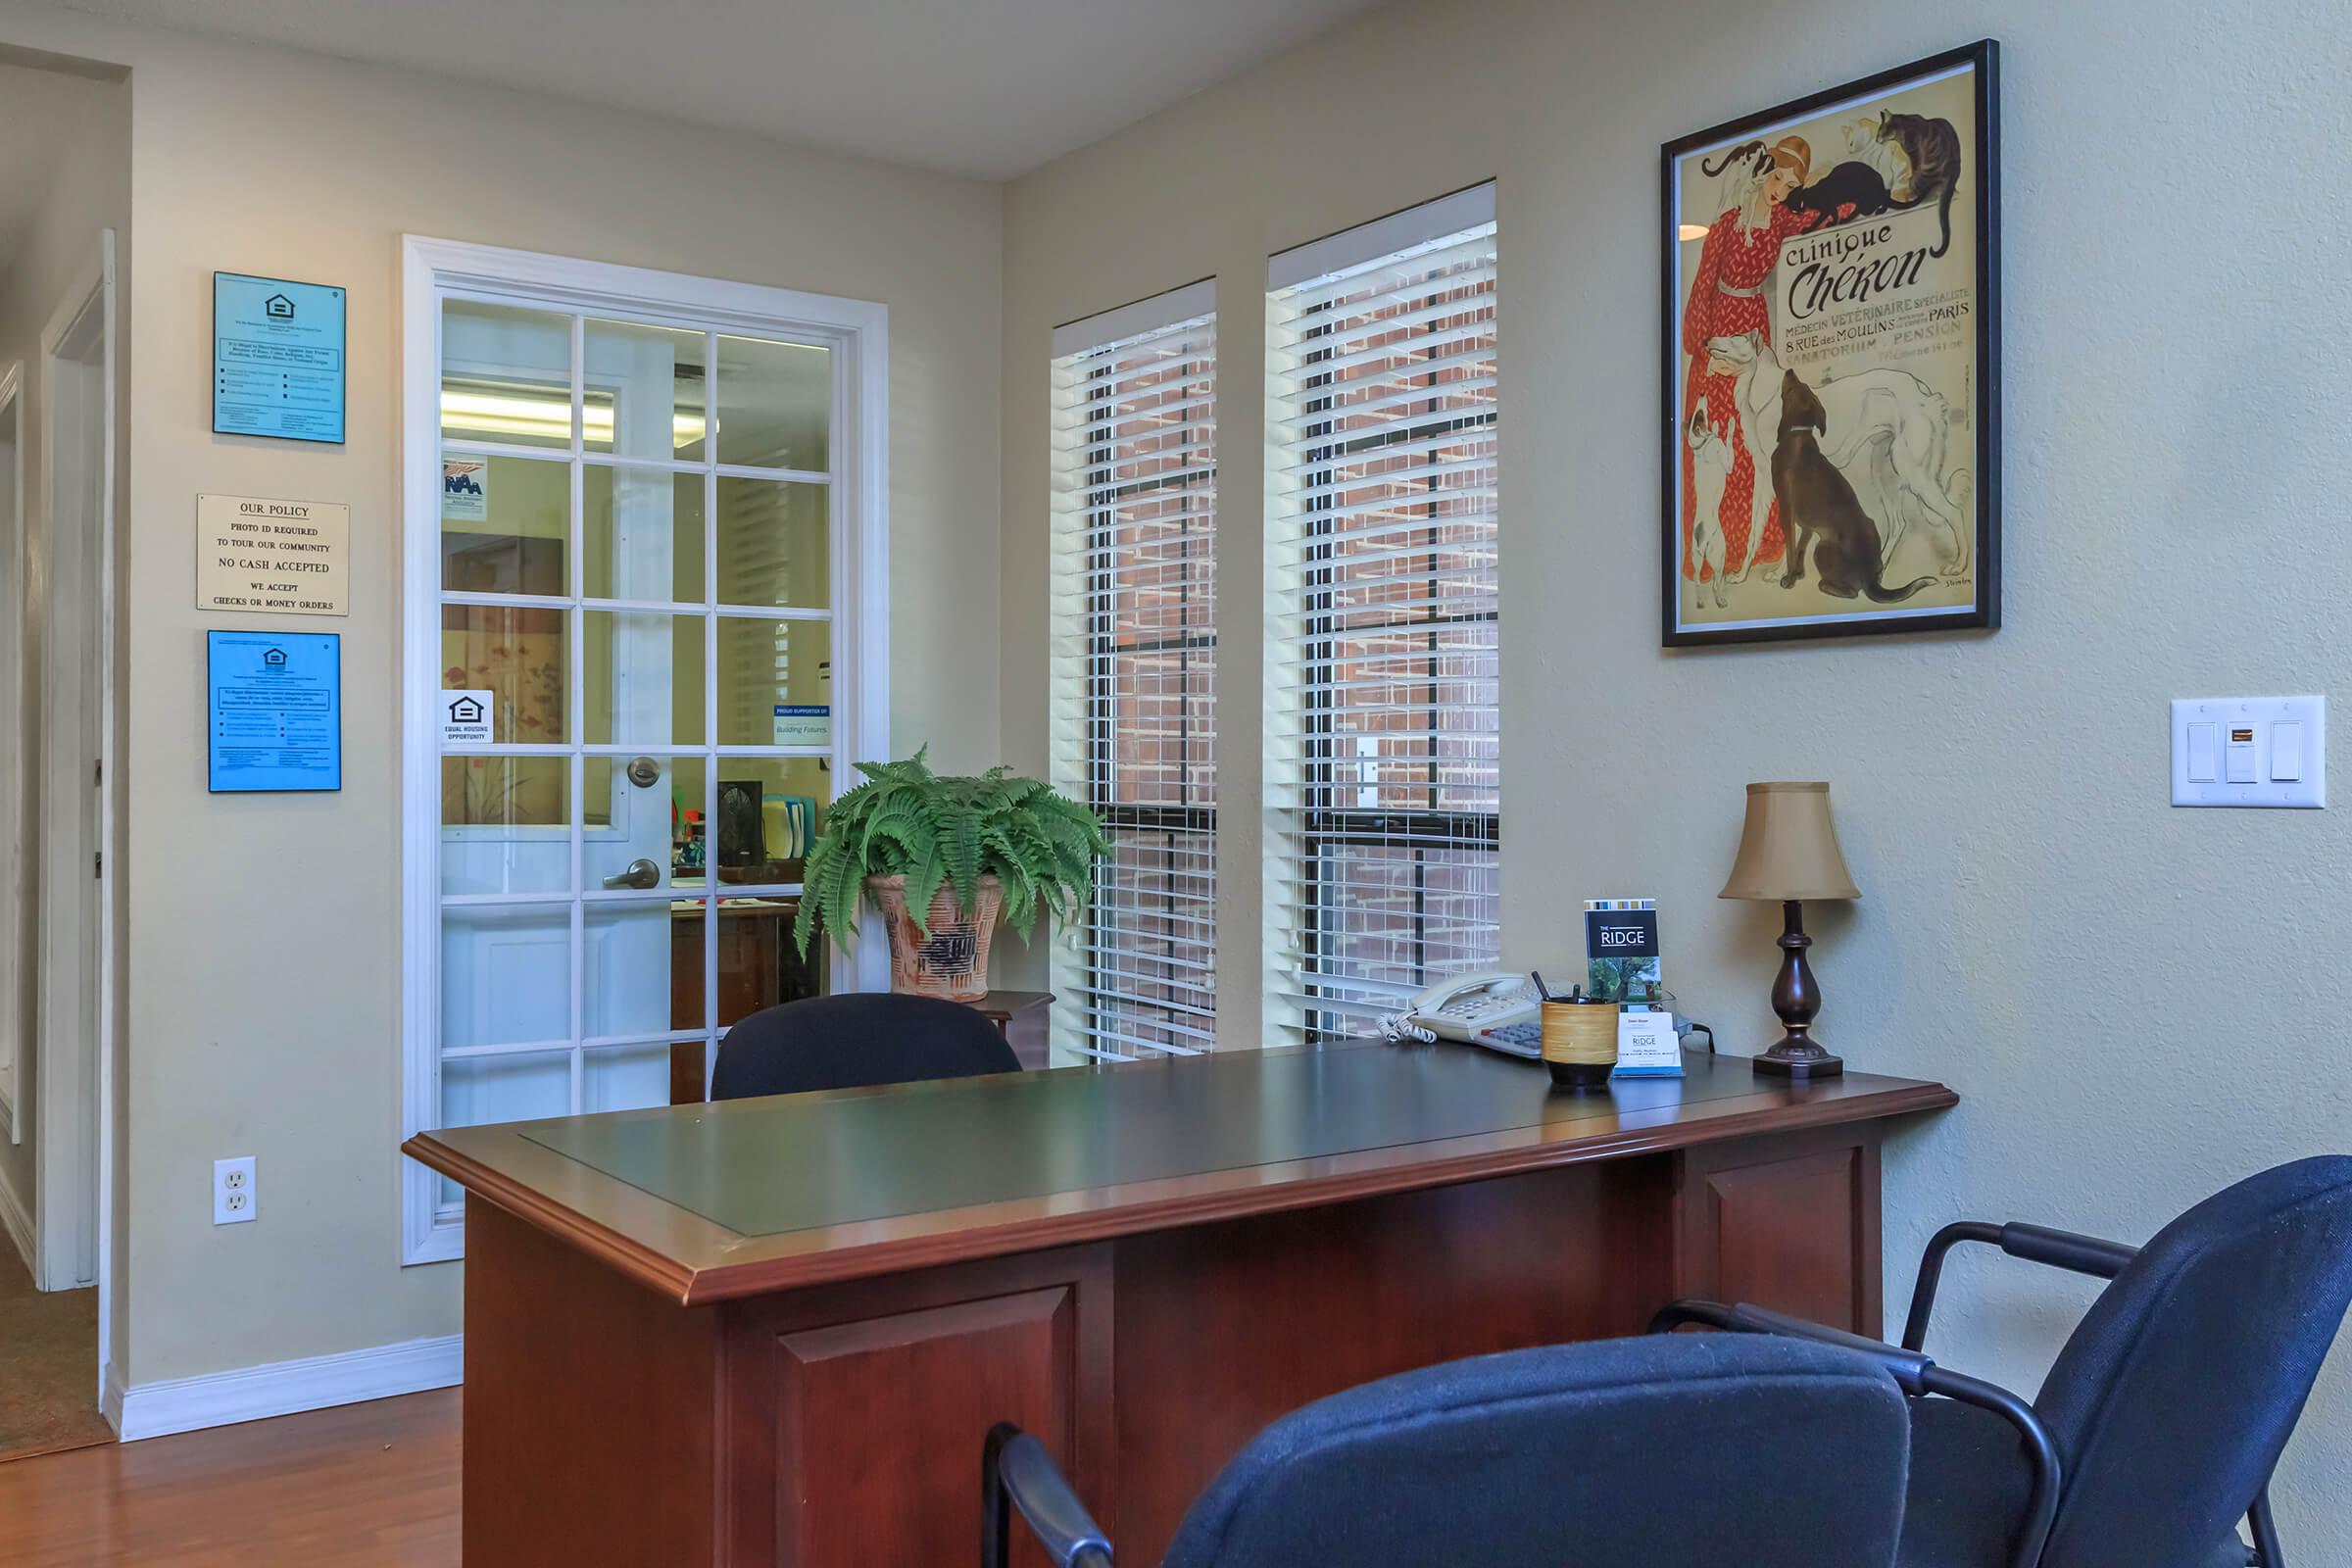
[1049,283,1218,1061]
[1265,188,1499,1041]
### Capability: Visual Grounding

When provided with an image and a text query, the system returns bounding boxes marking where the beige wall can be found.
[0,4,1003,1389]
[1002,0,2352,1538]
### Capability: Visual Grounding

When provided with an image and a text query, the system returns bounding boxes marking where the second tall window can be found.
[1265,187,1501,1041]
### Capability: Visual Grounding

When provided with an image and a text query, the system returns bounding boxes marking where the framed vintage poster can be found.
[1662,40,1999,646]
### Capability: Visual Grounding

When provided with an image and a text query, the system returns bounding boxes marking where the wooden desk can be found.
[405,1045,1953,1567]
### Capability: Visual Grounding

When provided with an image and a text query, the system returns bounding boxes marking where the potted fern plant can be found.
[792,749,1110,1003]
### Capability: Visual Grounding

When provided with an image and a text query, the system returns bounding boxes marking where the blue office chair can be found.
[984,1333,1912,1568]
[1656,1154,2352,1568]
[710,992,1018,1100]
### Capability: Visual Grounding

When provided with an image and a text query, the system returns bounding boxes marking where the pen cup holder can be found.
[1541,999,1620,1091]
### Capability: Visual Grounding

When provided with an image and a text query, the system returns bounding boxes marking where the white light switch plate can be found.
[2172,696,2325,808]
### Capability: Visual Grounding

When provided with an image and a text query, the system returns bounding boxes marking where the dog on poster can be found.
[1705,328,1972,580]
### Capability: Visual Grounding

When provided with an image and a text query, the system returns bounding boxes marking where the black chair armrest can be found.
[1904,1219,2141,1351]
[984,1424,1113,1568]
[1652,1299,2061,1568]
[1996,1222,2139,1279]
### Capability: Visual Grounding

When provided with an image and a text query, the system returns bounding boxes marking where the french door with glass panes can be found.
[400,240,886,1263]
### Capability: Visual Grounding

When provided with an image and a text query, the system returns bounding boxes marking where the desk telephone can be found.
[1401,972,1544,1059]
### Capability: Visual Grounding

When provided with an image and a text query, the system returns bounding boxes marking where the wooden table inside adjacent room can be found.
[405,1041,1955,1567]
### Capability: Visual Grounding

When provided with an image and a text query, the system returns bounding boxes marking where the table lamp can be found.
[1718,781,1860,1080]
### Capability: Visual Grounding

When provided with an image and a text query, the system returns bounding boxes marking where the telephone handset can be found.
[1402,971,1543,1059]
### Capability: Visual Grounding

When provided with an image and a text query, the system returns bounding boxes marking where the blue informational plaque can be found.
[208,630,342,793]
[213,272,346,444]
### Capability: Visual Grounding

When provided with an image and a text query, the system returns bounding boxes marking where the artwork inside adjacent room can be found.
[1663,41,1999,646]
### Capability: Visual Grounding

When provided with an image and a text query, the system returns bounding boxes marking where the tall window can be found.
[399,239,887,1262]
[1265,187,1499,1041]
[1049,283,1218,1061]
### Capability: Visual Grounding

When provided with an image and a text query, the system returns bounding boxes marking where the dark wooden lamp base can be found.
[1753,899,1843,1080]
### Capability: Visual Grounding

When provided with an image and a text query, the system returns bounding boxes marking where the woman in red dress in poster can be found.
[1680,135,1822,587]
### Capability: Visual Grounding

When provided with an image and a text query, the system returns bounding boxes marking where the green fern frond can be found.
[793,833,833,956]
[902,834,949,938]
[945,808,984,917]
[817,836,866,953]
[984,825,1040,940]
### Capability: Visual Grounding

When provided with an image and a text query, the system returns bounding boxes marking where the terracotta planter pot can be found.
[866,874,1001,1003]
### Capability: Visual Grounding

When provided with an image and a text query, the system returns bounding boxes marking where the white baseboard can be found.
[117,1333,463,1443]
[0,1168,31,1280]
[100,1359,125,1435]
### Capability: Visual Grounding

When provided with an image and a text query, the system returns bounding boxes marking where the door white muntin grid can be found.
[400,237,888,1264]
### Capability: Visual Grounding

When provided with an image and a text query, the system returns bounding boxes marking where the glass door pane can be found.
[713,334,828,469]
[441,454,568,594]
[585,467,703,604]
[716,477,828,609]
[584,318,708,464]
[441,302,573,449]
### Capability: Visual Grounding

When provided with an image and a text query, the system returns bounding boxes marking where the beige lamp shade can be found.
[1718,782,1860,902]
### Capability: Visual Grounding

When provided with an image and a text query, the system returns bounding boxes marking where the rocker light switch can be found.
[2172,697,2325,808]
[2273,722,2304,781]
[2185,722,2218,782]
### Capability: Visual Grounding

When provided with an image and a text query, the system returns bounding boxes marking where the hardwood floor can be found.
[0,1389,459,1566]
[0,1247,113,1463]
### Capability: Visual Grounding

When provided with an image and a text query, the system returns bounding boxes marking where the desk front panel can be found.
[460,1117,1888,1567]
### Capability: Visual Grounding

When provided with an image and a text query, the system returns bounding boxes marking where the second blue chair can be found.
[1659,1154,2352,1568]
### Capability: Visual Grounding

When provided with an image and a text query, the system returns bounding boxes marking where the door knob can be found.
[602,857,662,891]
[626,757,661,788]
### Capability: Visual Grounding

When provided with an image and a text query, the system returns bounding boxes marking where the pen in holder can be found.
[1541,993,1620,1091]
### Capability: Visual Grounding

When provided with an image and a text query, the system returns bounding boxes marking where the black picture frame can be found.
[1660,39,2000,648]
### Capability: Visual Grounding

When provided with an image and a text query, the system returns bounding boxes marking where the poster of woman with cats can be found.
[1661,41,1999,646]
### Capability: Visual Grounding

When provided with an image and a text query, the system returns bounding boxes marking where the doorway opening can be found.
[0,43,125,1466]
[398,239,889,1266]
[0,224,118,1465]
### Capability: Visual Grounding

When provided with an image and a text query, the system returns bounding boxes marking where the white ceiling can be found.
[57,0,1389,178]
[0,62,112,278]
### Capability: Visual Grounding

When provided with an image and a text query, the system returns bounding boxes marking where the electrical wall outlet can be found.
[214,1156,256,1226]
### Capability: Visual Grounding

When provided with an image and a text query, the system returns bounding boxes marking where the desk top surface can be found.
[406,1043,1954,1304]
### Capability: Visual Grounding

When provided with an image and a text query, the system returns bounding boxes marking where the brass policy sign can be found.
[195,493,349,616]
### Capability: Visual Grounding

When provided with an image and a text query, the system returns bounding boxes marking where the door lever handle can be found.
[602,858,662,891]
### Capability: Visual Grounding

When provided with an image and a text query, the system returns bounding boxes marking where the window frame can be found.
[1266,189,1501,1042]
[1049,284,1219,1062]
[397,236,889,1264]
